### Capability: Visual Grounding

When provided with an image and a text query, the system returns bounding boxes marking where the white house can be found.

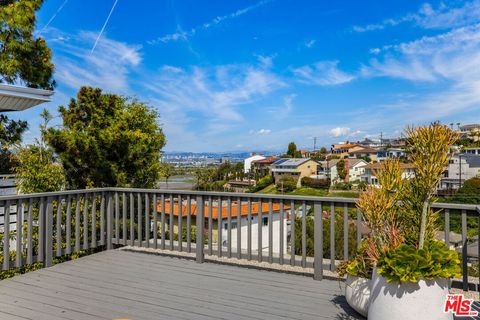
[244,154,266,174]
[158,200,290,255]
[327,158,367,183]
[440,154,480,190]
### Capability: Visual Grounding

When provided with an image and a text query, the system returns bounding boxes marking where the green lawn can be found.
[256,185,332,197]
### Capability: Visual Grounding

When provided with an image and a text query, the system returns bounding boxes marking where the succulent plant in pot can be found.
[366,123,461,320]
[337,244,373,317]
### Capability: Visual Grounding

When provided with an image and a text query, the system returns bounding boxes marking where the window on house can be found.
[263,217,268,226]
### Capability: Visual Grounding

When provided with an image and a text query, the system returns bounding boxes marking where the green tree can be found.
[449,177,480,204]
[337,159,347,181]
[285,142,301,158]
[0,0,55,89]
[13,110,65,193]
[0,115,27,173]
[44,87,166,189]
[276,174,296,193]
[160,163,174,189]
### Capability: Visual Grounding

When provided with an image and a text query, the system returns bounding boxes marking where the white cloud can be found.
[352,1,480,32]
[293,61,355,86]
[50,30,142,92]
[256,129,272,136]
[149,0,273,44]
[358,23,480,126]
[143,62,285,148]
[329,127,351,137]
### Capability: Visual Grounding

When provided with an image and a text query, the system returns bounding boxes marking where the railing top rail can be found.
[0,187,478,212]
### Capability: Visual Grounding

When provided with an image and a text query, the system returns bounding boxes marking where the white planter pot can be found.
[368,269,452,320]
[345,275,370,317]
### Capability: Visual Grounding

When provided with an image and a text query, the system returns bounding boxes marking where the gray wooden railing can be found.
[0,188,479,291]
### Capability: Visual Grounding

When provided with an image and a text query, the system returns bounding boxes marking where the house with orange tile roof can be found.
[250,156,280,177]
[331,143,361,158]
[157,199,291,254]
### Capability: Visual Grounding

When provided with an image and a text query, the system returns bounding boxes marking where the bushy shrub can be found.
[301,177,330,189]
[276,175,297,192]
[249,175,273,192]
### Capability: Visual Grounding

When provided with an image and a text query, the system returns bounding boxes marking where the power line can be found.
[91,0,119,53]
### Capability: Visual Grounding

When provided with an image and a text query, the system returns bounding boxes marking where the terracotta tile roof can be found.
[349,147,377,154]
[332,143,359,150]
[252,157,280,164]
[158,200,290,220]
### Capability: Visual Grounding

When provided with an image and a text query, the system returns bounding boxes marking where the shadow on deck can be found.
[0,250,364,320]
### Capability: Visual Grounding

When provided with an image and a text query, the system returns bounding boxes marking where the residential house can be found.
[327,159,368,183]
[358,138,382,148]
[251,156,279,178]
[348,147,378,162]
[440,154,480,190]
[331,143,360,158]
[157,200,290,254]
[361,162,415,185]
[459,124,480,142]
[244,154,266,174]
[271,158,319,187]
[464,147,480,155]
[376,148,407,162]
[298,149,311,158]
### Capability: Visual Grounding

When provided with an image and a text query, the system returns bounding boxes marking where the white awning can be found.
[0,84,53,111]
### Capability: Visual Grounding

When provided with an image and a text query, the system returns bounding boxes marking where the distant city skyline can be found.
[9,0,480,152]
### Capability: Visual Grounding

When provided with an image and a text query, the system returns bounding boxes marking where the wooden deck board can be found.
[0,250,364,320]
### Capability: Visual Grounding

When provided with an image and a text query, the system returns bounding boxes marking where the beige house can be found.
[459,124,480,142]
[271,158,319,187]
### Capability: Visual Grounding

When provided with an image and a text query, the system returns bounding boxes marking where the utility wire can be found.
[39,0,69,34]
[91,0,119,53]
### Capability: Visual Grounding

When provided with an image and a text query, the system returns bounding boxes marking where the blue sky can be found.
[11,0,480,152]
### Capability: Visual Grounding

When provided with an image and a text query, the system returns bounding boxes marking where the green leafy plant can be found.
[377,240,461,283]
[338,242,374,279]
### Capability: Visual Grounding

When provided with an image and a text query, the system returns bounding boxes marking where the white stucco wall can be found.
[244,155,266,173]
[221,211,288,255]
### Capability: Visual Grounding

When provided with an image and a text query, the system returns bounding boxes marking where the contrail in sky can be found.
[39,0,69,34]
[91,0,119,53]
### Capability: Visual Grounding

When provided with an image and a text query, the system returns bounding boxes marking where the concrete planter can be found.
[345,275,370,317]
[368,269,452,320]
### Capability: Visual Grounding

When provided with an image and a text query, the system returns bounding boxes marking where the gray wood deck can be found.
[0,250,364,320]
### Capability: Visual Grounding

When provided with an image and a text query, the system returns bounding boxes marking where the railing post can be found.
[107,192,113,250]
[314,201,323,280]
[44,196,53,268]
[196,195,204,263]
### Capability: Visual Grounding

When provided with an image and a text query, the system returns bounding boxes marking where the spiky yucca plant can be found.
[404,123,458,249]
